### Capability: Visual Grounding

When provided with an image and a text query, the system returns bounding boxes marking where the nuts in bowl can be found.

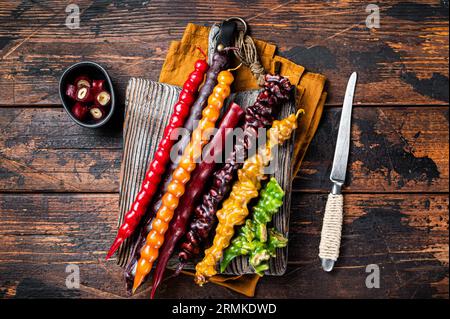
[59,61,115,128]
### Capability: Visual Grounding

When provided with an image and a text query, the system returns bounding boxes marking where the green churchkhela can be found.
[220,177,288,275]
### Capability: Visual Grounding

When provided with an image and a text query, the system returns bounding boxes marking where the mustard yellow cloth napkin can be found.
[159,23,327,297]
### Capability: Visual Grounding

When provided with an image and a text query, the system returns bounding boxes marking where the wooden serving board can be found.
[118,77,296,275]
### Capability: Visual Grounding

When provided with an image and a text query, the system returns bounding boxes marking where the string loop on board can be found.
[233,31,266,86]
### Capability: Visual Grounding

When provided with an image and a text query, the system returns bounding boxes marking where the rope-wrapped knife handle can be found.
[319,193,343,270]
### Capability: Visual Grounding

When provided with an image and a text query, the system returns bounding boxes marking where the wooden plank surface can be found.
[1,106,448,193]
[0,0,448,106]
[0,193,447,298]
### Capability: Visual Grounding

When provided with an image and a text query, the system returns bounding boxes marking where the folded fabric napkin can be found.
[119,23,327,297]
[159,23,327,175]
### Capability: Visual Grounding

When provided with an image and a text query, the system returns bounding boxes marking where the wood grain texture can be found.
[1,106,447,192]
[0,0,448,106]
[0,0,448,300]
[0,107,122,192]
[0,193,447,298]
[294,106,449,193]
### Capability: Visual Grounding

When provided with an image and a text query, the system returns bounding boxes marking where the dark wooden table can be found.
[0,0,448,299]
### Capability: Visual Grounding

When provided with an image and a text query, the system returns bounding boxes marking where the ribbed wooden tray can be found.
[117,77,296,275]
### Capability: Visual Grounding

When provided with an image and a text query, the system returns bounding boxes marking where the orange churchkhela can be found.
[132,68,238,293]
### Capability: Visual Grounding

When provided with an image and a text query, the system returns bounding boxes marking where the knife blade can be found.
[330,72,357,191]
[319,72,357,272]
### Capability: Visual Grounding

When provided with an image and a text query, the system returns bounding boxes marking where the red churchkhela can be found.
[106,56,209,260]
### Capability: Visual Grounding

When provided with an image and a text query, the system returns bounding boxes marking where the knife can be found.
[319,72,357,272]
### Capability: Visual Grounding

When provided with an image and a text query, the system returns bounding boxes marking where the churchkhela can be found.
[195,110,302,285]
[106,19,305,299]
[150,102,244,298]
[178,73,293,267]
[123,49,232,289]
[220,177,287,275]
[106,52,209,260]
[132,67,239,292]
